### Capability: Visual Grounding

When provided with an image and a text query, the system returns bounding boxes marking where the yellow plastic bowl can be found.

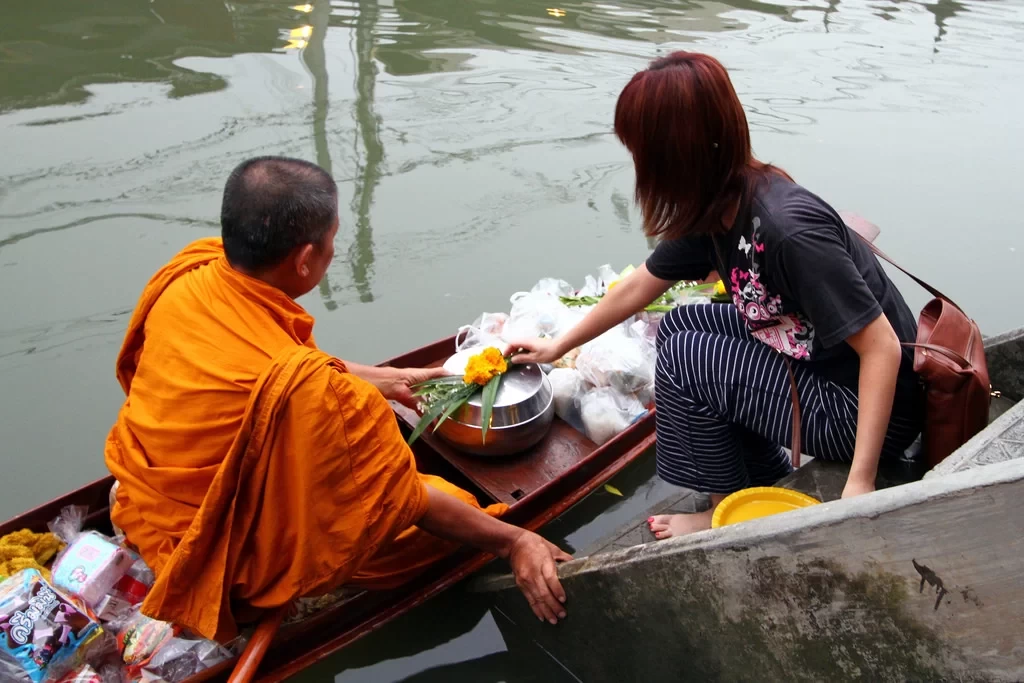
[711,487,821,528]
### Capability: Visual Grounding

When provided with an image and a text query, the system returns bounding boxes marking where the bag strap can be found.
[852,232,961,311]
[783,357,802,469]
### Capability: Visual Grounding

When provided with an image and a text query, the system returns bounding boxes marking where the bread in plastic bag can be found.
[578,388,648,446]
[0,569,106,683]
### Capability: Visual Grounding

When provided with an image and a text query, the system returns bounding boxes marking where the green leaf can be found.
[604,484,623,497]
[432,384,478,432]
[479,373,502,444]
[407,396,455,446]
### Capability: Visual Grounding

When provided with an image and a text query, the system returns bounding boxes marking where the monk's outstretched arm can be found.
[344,362,448,408]
[417,485,573,624]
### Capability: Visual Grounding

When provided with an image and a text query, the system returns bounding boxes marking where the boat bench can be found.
[778,393,1018,502]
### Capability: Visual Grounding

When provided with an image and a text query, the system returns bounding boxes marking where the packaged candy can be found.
[117,610,179,679]
[52,533,134,610]
[93,553,154,623]
[0,569,105,683]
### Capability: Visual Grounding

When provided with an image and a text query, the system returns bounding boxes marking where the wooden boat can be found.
[0,334,656,682]
[476,326,1024,683]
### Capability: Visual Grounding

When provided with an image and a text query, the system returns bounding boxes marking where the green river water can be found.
[2,0,1024,679]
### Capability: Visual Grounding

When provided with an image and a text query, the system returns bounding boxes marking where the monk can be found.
[104,156,572,642]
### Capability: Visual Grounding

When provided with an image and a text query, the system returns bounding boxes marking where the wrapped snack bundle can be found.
[116,610,179,680]
[52,533,135,610]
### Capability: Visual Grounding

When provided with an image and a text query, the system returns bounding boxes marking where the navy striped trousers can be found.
[654,304,921,494]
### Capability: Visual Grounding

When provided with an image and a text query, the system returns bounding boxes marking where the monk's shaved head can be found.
[221,156,338,272]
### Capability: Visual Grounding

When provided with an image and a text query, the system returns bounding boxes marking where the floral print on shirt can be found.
[729,216,815,360]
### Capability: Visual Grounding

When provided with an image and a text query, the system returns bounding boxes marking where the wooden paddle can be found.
[220,210,882,683]
[227,606,289,683]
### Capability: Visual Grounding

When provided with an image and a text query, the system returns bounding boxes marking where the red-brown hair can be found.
[614,51,788,239]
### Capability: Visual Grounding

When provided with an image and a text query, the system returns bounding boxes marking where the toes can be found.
[654,529,674,540]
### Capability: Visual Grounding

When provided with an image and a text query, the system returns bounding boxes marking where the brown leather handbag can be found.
[860,240,991,467]
[784,235,991,470]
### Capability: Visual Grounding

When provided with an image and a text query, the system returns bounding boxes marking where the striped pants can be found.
[654,304,921,494]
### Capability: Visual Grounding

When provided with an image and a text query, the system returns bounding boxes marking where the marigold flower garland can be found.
[407,346,513,446]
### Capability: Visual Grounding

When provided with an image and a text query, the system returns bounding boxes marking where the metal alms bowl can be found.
[433,348,555,456]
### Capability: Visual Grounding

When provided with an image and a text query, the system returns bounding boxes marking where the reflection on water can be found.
[2,0,1024,680]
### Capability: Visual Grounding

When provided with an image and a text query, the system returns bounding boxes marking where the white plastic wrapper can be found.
[547,368,587,433]
[579,388,648,445]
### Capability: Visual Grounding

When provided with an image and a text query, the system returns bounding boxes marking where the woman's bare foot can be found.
[647,493,727,539]
[647,510,713,539]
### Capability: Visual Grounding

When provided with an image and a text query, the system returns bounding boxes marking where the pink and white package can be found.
[51,533,134,609]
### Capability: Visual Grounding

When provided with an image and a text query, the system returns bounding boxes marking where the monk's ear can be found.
[294,243,315,278]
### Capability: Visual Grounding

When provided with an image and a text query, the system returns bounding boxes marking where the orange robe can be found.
[104,238,506,641]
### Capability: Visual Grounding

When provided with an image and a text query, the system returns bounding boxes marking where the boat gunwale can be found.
[0,333,656,683]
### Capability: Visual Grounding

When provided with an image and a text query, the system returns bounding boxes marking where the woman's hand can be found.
[510,265,676,365]
[507,338,564,365]
[840,474,876,499]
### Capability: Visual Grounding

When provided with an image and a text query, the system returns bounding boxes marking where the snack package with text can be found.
[0,569,105,682]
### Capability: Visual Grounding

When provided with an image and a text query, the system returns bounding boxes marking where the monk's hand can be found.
[376,366,450,409]
[505,530,573,625]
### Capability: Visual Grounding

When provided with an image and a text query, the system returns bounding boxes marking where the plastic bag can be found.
[547,369,587,433]
[56,662,124,683]
[455,312,508,353]
[138,636,234,683]
[116,610,180,680]
[46,507,87,548]
[575,325,656,394]
[0,569,106,683]
[578,388,649,446]
[503,291,579,341]
[93,553,153,623]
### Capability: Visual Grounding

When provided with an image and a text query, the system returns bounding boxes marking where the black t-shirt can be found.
[646,175,920,399]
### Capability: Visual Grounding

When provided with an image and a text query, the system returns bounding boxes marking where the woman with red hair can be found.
[511,52,924,537]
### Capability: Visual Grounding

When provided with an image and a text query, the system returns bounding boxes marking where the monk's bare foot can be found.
[647,510,713,539]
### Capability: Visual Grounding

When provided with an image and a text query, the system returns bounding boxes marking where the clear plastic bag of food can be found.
[575,325,656,394]
[578,388,649,446]
[92,552,154,623]
[138,635,234,683]
[547,368,587,433]
[455,312,509,353]
[115,609,180,680]
[503,291,579,341]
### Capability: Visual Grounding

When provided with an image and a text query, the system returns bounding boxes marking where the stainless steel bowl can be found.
[434,349,555,456]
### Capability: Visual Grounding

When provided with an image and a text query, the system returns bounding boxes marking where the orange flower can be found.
[463,347,508,385]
